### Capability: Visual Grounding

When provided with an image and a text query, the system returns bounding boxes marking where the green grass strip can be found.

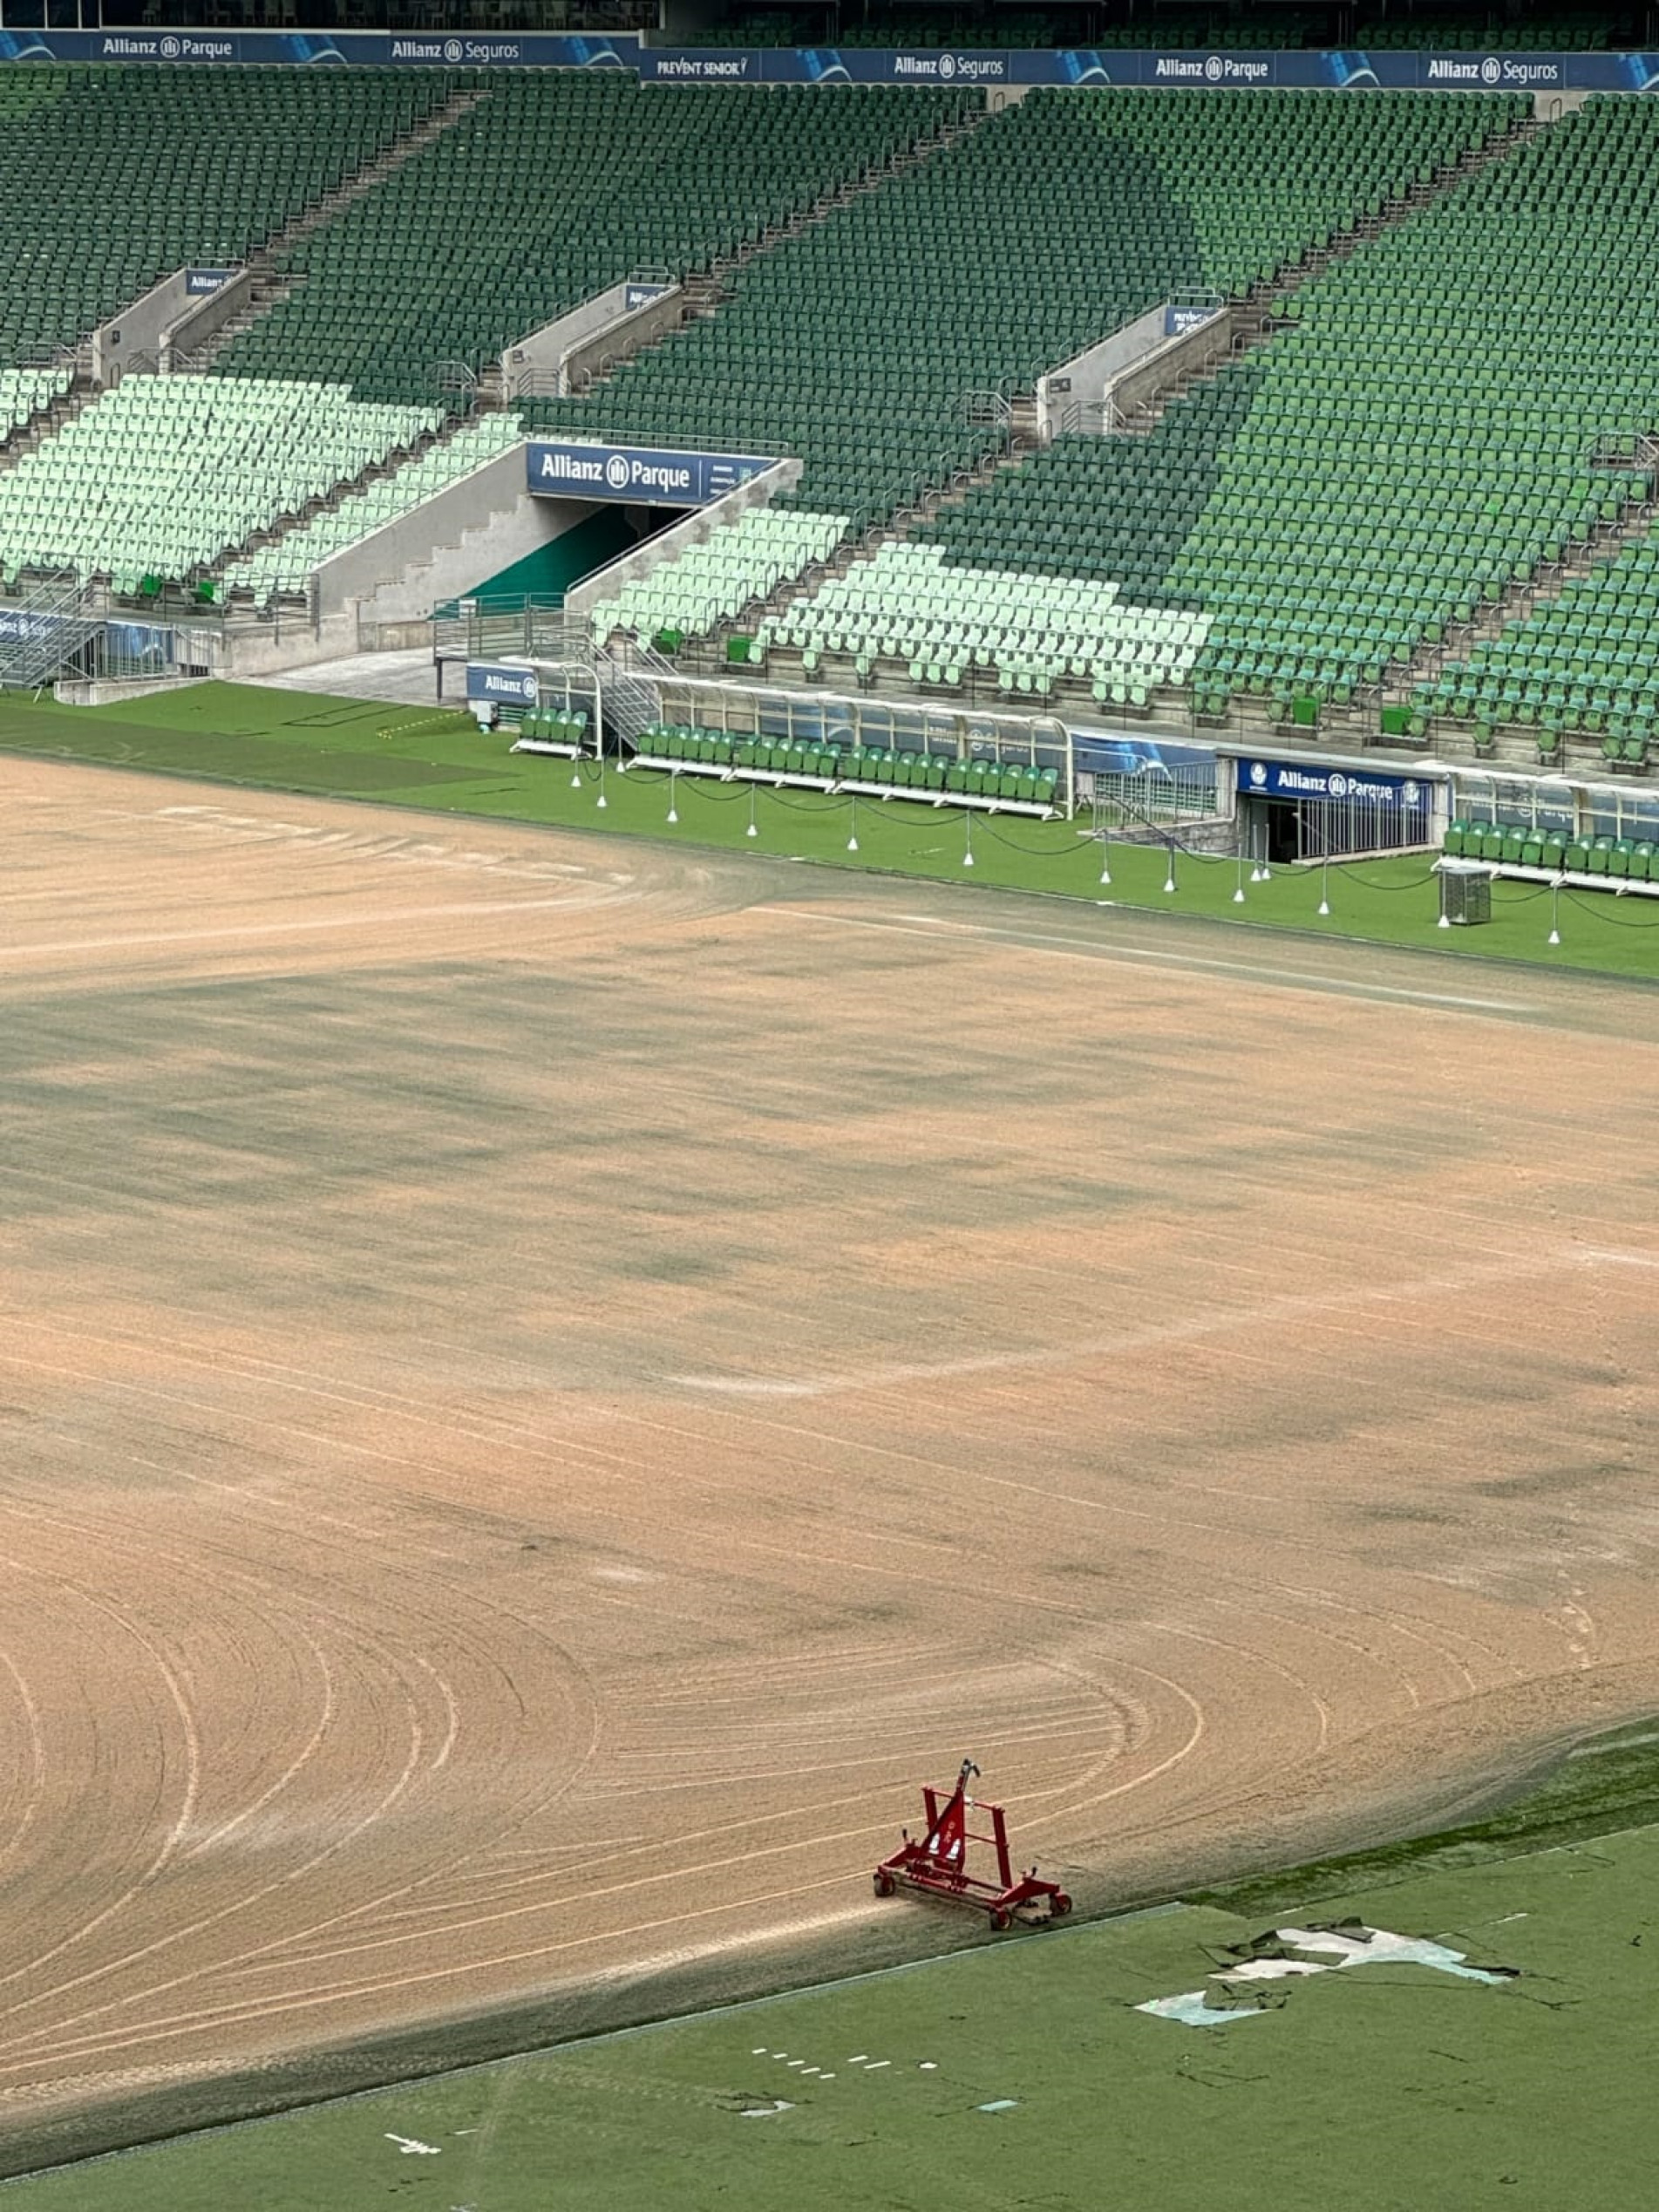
[2,684,1655,980]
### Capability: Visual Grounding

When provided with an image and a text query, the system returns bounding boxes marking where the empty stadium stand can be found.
[759,540,1210,697]
[584,507,846,649]
[0,66,456,364]
[1411,528,1659,763]
[1169,99,1659,712]
[528,89,1521,536]
[917,358,1265,601]
[0,380,436,593]
[214,79,971,405]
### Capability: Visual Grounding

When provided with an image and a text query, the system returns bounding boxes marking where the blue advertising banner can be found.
[622,281,671,311]
[1075,733,1216,775]
[185,268,235,296]
[0,27,638,65]
[1164,304,1221,337]
[0,31,1647,87]
[466,662,539,707]
[1238,756,1427,805]
[640,46,1595,91]
[526,439,774,507]
[0,608,59,645]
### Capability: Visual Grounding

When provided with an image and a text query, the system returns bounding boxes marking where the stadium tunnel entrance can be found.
[466,501,680,609]
[1229,752,1445,861]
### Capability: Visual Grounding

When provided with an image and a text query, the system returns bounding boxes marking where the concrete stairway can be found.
[0,380,95,477]
[204,410,485,593]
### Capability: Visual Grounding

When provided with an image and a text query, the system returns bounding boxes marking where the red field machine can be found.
[874,1759,1071,1930]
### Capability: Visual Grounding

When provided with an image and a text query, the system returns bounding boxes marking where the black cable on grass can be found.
[971,812,1098,860]
[1563,887,1659,929]
[1329,862,1440,893]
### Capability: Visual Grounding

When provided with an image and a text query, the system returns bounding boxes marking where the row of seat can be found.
[512,707,590,749]
[636,721,1062,807]
[1445,821,1659,878]
[587,506,846,647]
[528,90,1518,528]
[1414,533,1659,745]
[0,379,435,590]
[758,539,1210,691]
[221,409,523,606]
[219,80,969,406]
[0,365,69,443]
[0,65,452,364]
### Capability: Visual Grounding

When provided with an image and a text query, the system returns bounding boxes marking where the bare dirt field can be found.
[2,757,1657,2168]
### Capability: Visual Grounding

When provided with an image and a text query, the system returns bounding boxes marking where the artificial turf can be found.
[10,1731,1658,2212]
[1,683,1655,981]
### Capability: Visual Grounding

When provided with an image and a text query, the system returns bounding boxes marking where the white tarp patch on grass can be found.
[1137,1925,1514,2027]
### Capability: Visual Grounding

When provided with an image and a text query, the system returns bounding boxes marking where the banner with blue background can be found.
[526,440,774,507]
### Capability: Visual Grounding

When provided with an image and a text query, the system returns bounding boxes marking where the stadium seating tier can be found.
[0,65,456,365]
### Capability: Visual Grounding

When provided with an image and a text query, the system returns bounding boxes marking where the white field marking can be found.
[754,904,1533,1015]
[386,2134,441,2155]
[1577,1247,1659,1270]
[739,2100,794,2118]
[863,2059,891,2072]
[668,1248,1578,1399]
[152,805,602,880]
[0,891,632,963]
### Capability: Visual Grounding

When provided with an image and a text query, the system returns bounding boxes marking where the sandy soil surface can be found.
[2,759,1657,2151]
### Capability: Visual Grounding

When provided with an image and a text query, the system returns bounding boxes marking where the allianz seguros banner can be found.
[526,440,774,508]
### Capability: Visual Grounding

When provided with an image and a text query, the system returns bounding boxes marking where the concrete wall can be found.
[92,269,222,385]
[156,268,255,371]
[1037,301,1226,439]
[558,284,690,397]
[562,456,805,620]
[313,441,609,626]
[501,279,683,400]
[57,671,210,708]
[1098,306,1240,430]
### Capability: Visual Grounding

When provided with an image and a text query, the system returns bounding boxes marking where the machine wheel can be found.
[1050,1893,1072,1918]
[989,1907,1011,1931]
[874,1869,897,1897]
